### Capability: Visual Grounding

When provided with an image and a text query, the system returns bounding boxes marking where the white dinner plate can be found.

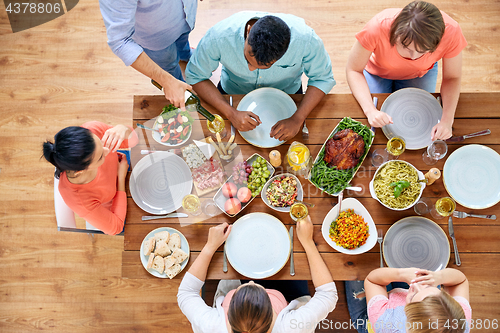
[140,227,190,278]
[443,144,500,209]
[381,88,442,149]
[225,212,290,279]
[383,216,449,271]
[236,87,297,148]
[130,151,192,215]
[321,198,377,255]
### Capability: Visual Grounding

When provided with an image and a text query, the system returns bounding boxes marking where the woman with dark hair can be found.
[177,217,338,333]
[346,267,471,333]
[43,121,138,235]
[346,1,467,140]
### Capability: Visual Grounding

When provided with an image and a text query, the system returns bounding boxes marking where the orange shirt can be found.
[356,8,467,80]
[58,121,138,235]
[221,288,288,321]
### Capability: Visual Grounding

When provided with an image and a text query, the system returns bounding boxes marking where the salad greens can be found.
[309,117,374,195]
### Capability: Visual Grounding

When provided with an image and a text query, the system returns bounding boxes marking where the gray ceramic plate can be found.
[261,173,303,213]
[237,87,297,148]
[383,216,449,271]
[381,88,442,149]
[130,151,192,215]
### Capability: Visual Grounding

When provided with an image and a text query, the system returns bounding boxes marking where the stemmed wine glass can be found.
[422,140,448,165]
[430,197,456,220]
[371,136,406,167]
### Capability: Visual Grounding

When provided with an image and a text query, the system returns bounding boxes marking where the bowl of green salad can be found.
[261,173,303,213]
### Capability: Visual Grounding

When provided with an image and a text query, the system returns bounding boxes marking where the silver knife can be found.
[142,213,188,221]
[446,129,491,143]
[223,246,228,273]
[289,226,295,276]
[448,216,461,266]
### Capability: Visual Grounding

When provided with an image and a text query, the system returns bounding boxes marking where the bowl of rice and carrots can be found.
[321,198,377,255]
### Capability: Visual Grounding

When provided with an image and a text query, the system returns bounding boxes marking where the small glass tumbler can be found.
[201,198,220,217]
[422,140,448,165]
[414,197,434,215]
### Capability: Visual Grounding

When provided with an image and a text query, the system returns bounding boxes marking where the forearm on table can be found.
[365,268,408,285]
[347,69,377,116]
[302,241,333,288]
[130,52,176,89]
[293,86,325,122]
[186,245,217,282]
[439,76,461,124]
[192,80,233,117]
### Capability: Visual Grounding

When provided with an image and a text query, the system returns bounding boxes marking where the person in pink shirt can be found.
[177,217,338,333]
[43,121,138,235]
[346,1,467,140]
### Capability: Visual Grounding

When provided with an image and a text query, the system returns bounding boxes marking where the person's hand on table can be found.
[204,222,232,253]
[396,267,420,284]
[102,124,132,152]
[366,109,393,128]
[410,269,441,287]
[296,216,314,246]
[270,117,301,141]
[229,110,261,132]
[431,120,453,141]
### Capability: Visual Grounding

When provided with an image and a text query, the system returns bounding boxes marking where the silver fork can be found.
[302,120,309,139]
[377,229,384,267]
[453,210,496,220]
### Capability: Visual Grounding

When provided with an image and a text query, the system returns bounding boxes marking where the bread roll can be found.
[146,253,155,269]
[164,256,176,270]
[168,233,181,250]
[171,248,188,264]
[143,237,156,256]
[151,255,165,274]
[154,231,170,243]
[165,263,182,279]
[154,240,172,257]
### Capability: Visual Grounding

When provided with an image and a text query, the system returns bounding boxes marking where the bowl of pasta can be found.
[369,160,426,211]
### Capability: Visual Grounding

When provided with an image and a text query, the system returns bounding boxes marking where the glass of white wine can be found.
[207,114,227,139]
[422,140,448,165]
[371,136,406,167]
[182,194,202,216]
[430,197,456,220]
[290,202,308,222]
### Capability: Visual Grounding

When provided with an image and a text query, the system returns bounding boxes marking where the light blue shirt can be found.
[185,11,335,95]
[99,0,198,66]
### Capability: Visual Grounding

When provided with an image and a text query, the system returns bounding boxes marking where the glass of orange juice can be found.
[286,142,311,176]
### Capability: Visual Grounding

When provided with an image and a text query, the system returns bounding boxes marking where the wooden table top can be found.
[122,92,500,281]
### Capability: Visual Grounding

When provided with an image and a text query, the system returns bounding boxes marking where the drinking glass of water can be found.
[422,140,448,165]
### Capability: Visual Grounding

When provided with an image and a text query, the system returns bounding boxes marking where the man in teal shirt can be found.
[185,11,335,141]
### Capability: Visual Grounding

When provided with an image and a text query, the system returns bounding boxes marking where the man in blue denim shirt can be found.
[185,11,335,141]
[99,0,198,107]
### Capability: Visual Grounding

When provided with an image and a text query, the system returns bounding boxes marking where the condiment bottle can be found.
[424,168,441,185]
[269,150,282,167]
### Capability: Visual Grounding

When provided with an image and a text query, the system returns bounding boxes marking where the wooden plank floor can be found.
[0,0,499,332]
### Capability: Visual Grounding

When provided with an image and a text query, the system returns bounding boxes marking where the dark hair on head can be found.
[42,126,95,179]
[228,283,273,333]
[405,289,467,333]
[390,1,445,53]
[247,15,291,66]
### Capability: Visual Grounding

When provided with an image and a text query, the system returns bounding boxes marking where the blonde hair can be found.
[404,290,467,333]
[228,284,273,333]
[390,1,445,53]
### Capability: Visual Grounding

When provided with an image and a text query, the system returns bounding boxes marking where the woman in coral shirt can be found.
[43,121,138,235]
[346,1,467,140]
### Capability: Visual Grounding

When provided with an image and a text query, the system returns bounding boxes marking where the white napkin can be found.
[193,140,215,159]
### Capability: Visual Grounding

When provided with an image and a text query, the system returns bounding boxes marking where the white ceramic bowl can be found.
[261,173,304,213]
[321,198,377,255]
[369,160,425,211]
[236,87,297,148]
